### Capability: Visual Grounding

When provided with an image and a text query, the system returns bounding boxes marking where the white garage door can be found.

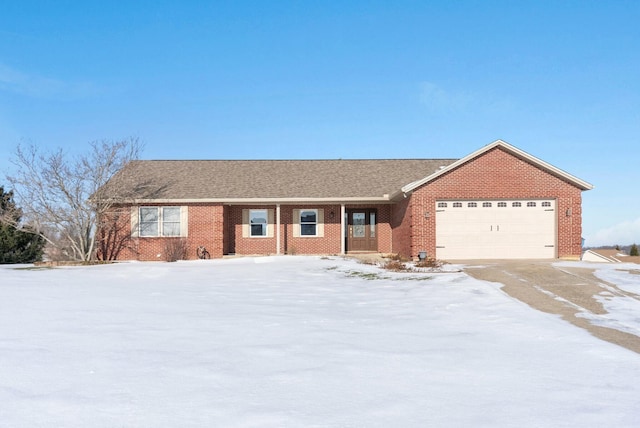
[435,200,556,260]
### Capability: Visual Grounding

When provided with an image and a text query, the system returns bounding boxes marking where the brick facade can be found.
[390,196,411,257]
[110,145,588,261]
[116,203,224,261]
[396,147,584,260]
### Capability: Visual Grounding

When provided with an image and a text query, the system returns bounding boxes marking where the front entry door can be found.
[346,209,377,252]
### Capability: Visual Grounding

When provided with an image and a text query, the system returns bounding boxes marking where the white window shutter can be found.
[131,206,139,237]
[242,209,249,238]
[267,209,275,238]
[180,206,188,237]
[292,209,300,237]
[317,209,324,237]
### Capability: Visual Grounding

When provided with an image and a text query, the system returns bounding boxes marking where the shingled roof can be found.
[107,158,458,202]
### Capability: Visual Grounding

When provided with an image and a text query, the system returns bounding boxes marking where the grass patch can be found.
[395,276,433,281]
[342,269,433,282]
[347,270,385,280]
[325,256,438,281]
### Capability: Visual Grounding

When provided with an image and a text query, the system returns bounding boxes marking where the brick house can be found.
[103,140,593,261]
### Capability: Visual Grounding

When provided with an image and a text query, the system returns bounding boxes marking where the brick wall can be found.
[117,203,224,261]
[187,204,224,258]
[96,206,135,261]
[407,146,584,259]
[281,205,341,255]
[227,204,342,255]
[390,196,412,258]
[227,205,277,255]
[376,204,393,253]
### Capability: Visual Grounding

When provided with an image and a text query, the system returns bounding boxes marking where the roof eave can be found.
[125,196,395,205]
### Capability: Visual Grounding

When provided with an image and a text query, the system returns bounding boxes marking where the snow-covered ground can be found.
[1,256,639,427]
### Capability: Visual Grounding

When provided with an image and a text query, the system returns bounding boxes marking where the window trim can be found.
[139,207,159,237]
[162,207,181,236]
[241,209,274,238]
[293,208,324,238]
[299,209,318,237]
[249,209,269,238]
[135,206,186,238]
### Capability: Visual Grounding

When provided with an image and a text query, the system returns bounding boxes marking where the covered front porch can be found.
[224,203,392,256]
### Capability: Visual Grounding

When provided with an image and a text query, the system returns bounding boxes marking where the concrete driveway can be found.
[463,260,640,354]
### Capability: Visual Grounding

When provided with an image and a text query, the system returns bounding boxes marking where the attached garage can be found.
[397,140,593,261]
[435,199,557,259]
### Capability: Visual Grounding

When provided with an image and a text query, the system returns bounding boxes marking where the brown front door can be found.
[346,209,377,252]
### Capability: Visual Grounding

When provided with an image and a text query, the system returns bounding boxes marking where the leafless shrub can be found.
[164,238,189,262]
[415,258,444,269]
[382,259,411,272]
[386,253,411,262]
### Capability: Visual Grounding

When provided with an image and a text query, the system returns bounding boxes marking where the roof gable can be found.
[401,140,594,193]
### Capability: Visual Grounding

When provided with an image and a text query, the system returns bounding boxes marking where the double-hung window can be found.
[139,207,182,237]
[292,208,324,238]
[162,207,181,236]
[139,207,159,237]
[300,209,318,236]
[250,209,268,237]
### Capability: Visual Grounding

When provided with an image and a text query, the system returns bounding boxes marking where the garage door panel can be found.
[435,200,556,260]
[492,244,555,259]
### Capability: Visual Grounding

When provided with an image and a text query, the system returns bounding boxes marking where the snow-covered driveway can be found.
[1,256,639,427]
[465,260,640,353]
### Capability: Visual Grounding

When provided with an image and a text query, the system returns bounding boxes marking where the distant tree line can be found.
[591,244,639,257]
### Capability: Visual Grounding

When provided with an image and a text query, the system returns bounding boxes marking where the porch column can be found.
[340,203,346,255]
[276,204,281,255]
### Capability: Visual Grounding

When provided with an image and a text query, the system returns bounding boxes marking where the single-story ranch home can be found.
[103,140,593,261]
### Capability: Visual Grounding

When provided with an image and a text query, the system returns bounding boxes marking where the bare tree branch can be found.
[5,138,145,261]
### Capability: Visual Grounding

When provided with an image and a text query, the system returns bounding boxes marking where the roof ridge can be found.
[135,158,459,162]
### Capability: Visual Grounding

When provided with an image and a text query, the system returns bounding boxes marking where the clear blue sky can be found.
[1,1,638,247]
